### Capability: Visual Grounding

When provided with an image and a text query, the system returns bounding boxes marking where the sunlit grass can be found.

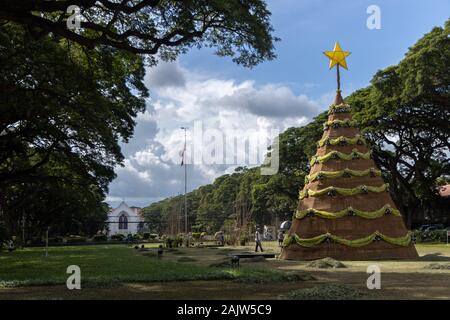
[0,245,309,288]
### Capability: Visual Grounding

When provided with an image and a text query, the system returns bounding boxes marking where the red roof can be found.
[439,185,450,197]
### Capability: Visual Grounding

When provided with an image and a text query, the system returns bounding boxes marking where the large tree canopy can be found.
[0,23,147,240]
[1,0,277,67]
[0,23,148,186]
[348,19,450,226]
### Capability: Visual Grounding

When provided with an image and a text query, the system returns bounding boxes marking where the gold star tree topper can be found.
[323,41,351,70]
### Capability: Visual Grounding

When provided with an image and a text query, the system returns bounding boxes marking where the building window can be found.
[119,213,128,230]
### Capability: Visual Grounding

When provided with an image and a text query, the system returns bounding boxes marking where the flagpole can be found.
[180,127,188,235]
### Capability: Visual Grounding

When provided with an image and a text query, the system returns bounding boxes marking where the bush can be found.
[65,236,87,244]
[48,237,64,244]
[111,234,125,241]
[162,235,174,248]
[192,232,202,241]
[239,234,249,246]
[30,237,43,245]
[132,233,142,240]
[142,233,150,240]
[93,234,108,242]
[149,233,159,240]
[412,229,447,243]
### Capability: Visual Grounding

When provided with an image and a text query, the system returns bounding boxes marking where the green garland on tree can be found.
[328,103,351,114]
[323,119,358,131]
[294,204,401,219]
[299,183,389,200]
[305,168,381,183]
[317,134,366,147]
[283,231,412,248]
[310,149,371,166]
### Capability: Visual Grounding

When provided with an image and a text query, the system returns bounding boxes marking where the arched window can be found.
[118,213,128,230]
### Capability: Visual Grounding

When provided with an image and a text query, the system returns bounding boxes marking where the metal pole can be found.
[181,127,188,234]
[336,64,341,92]
[184,129,187,234]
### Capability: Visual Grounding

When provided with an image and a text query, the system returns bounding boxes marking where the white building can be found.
[107,201,146,236]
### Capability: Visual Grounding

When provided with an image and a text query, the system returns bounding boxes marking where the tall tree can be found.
[0,23,147,238]
[348,19,450,226]
[0,24,148,185]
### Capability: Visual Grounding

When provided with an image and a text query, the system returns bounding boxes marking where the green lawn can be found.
[0,245,306,288]
[1,243,450,299]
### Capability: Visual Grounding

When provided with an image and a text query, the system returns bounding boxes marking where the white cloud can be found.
[107,62,325,207]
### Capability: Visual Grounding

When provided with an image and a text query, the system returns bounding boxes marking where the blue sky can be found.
[107,1,449,208]
[181,0,450,99]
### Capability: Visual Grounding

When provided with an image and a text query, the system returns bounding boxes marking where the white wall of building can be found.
[107,201,144,236]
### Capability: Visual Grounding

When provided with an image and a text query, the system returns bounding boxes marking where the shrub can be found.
[111,234,125,241]
[93,234,108,242]
[65,236,87,244]
[142,233,150,240]
[133,233,142,240]
[239,235,249,246]
[30,237,43,245]
[412,229,447,243]
[162,236,174,248]
[173,236,183,247]
[48,237,64,244]
[149,234,159,240]
[183,236,191,247]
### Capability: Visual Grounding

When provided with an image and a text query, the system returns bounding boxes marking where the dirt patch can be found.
[177,257,197,263]
[0,280,317,300]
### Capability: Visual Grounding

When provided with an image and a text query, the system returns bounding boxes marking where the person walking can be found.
[277,230,284,247]
[255,228,264,252]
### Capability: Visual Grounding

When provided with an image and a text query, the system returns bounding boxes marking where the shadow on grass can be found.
[418,253,450,261]
[279,284,369,300]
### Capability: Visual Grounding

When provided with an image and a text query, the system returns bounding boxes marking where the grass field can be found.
[0,244,309,288]
[0,242,449,299]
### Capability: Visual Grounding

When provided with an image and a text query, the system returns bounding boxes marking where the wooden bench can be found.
[227,252,276,259]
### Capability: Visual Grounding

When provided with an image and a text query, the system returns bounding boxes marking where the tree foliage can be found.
[0,0,277,67]
[0,23,147,240]
[348,19,450,226]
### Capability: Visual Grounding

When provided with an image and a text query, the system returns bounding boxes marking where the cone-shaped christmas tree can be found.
[280,42,418,260]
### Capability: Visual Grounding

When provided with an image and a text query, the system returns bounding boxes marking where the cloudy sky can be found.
[106,0,450,208]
